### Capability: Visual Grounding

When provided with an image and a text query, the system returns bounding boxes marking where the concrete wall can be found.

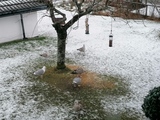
[0,12,38,43]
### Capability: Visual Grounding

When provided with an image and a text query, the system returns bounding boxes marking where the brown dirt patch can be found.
[67,64,115,89]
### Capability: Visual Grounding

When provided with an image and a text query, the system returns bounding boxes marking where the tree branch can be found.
[65,0,109,30]
[73,0,85,13]
[41,0,67,26]
[41,0,109,30]
[65,11,88,30]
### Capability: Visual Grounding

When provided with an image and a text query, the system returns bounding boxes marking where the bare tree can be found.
[41,0,109,69]
[142,0,160,17]
[149,0,160,17]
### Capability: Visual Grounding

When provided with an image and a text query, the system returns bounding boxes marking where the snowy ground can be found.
[0,9,160,120]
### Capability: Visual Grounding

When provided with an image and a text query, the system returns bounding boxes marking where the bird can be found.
[77,44,85,52]
[34,66,46,78]
[73,100,83,111]
[40,53,48,57]
[72,76,81,87]
[71,68,84,75]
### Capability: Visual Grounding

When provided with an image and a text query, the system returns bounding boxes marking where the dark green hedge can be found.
[142,86,160,120]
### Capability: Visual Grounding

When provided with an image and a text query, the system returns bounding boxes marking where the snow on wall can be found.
[0,12,38,43]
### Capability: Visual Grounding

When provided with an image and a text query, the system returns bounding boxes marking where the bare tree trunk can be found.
[54,24,67,69]
[57,35,66,69]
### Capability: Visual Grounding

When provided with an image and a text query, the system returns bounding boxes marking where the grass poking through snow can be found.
[0,37,139,120]
[28,64,136,120]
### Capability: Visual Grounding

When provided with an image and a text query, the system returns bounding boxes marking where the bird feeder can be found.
[109,33,113,47]
[85,15,89,34]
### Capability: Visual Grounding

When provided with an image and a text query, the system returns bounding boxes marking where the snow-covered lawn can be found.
[0,9,160,120]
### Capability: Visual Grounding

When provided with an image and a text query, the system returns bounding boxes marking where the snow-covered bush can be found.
[142,86,160,120]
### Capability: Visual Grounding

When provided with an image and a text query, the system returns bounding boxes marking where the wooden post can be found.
[62,0,65,7]
[70,0,73,9]
[145,0,148,17]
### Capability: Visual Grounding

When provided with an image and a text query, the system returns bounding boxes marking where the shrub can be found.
[142,86,160,120]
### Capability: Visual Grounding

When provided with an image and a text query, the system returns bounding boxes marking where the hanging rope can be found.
[110,12,112,34]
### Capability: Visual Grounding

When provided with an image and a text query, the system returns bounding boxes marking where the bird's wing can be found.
[73,77,81,84]
[77,46,83,51]
[77,68,83,74]
[34,69,44,75]
[40,53,48,57]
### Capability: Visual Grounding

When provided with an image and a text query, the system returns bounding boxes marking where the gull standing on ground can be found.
[77,44,85,53]
[40,53,48,57]
[73,100,83,111]
[71,68,84,75]
[72,76,81,87]
[34,66,46,78]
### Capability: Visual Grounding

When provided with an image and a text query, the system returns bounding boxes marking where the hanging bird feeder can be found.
[109,13,113,47]
[109,33,113,47]
[85,14,89,34]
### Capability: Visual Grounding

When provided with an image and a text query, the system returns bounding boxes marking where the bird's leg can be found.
[73,83,77,87]
[83,52,85,56]
[77,74,81,77]
[40,75,43,79]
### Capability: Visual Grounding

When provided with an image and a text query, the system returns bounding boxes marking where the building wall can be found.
[0,12,38,43]
[23,12,38,38]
